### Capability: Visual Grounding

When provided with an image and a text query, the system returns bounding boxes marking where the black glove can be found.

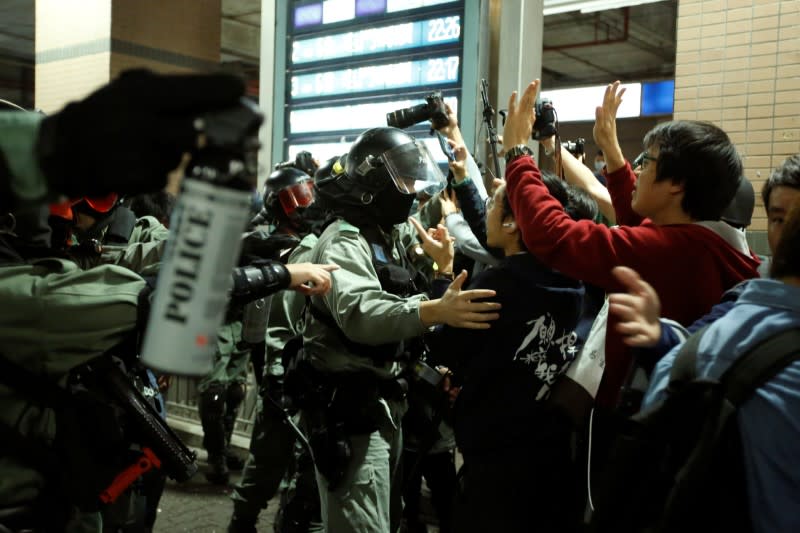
[230,260,291,305]
[36,69,244,198]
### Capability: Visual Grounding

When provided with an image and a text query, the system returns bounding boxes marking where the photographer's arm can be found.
[541,136,616,223]
[438,106,488,199]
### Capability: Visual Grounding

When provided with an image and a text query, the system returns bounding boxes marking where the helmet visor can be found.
[278,179,315,217]
[381,141,445,195]
[83,193,119,213]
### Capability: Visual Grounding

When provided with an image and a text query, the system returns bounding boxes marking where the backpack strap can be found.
[720,327,800,406]
[667,323,712,388]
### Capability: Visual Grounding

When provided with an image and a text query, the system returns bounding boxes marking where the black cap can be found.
[720,176,755,229]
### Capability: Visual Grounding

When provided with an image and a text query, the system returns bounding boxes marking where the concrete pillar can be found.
[673,0,800,255]
[35,0,221,114]
[258,0,276,190]
[493,0,544,176]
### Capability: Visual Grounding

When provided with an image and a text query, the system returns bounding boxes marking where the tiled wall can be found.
[36,0,221,114]
[673,0,800,255]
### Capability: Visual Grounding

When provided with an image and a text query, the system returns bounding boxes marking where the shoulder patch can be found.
[371,243,389,263]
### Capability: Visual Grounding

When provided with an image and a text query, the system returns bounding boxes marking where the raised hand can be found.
[592,81,626,173]
[501,80,539,152]
[408,216,455,273]
[608,266,662,347]
[447,139,469,181]
[436,103,463,143]
[439,188,459,218]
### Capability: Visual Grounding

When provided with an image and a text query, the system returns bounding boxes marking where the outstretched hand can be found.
[608,266,662,347]
[439,271,501,329]
[592,81,626,173]
[501,79,540,152]
[287,263,339,295]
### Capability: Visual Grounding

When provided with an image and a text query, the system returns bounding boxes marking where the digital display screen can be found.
[291,56,460,99]
[355,0,386,16]
[292,16,461,64]
[641,80,675,116]
[284,0,465,164]
[294,3,323,28]
[290,96,459,134]
[293,0,457,30]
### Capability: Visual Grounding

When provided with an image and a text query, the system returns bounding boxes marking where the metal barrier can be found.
[164,371,260,440]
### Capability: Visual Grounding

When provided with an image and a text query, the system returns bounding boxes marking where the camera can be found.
[532,97,557,140]
[386,91,449,130]
[563,138,585,156]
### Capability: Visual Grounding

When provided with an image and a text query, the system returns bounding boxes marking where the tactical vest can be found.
[309,219,428,364]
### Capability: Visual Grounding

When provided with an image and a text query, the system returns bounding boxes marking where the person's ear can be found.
[668,178,685,196]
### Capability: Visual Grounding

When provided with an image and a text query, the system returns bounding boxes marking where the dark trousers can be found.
[230,387,296,522]
[401,449,457,533]
[454,447,581,533]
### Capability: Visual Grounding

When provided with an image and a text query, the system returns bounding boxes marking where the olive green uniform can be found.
[0,114,143,532]
[100,215,169,275]
[303,219,427,533]
[0,259,144,532]
[230,233,323,531]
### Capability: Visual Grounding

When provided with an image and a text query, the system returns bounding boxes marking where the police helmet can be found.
[262,166,315,225]
[317,127,445,209]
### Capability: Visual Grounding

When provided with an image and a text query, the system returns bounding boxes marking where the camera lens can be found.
[386,102,431,129]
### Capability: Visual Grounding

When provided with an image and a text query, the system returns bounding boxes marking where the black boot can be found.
[199,385,230,485]
[228,512,258,533]
[206,453,230,485]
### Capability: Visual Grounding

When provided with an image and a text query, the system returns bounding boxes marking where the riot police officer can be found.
[299,126,501,533]
[229,162,332,533]
[0,71,338,532]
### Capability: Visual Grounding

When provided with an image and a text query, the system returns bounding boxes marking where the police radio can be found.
[140,99,264,375]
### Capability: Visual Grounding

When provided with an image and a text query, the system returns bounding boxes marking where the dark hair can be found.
[500,171,598,223]
[770,198,800,279]
[762,154,800,211]
[642,121,742,220]
[566,186,600,222]
[126,192,176,226]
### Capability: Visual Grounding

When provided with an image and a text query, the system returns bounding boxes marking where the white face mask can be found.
[594,161,605,172]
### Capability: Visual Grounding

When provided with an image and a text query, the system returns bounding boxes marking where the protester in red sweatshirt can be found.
[501,80,760,409]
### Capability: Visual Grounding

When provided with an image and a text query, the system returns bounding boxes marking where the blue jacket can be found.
[643,279,800,533]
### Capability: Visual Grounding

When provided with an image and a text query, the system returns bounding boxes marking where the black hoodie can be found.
[428,252,584,456]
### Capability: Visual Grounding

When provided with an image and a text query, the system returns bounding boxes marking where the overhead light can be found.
[543,0,667,16]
